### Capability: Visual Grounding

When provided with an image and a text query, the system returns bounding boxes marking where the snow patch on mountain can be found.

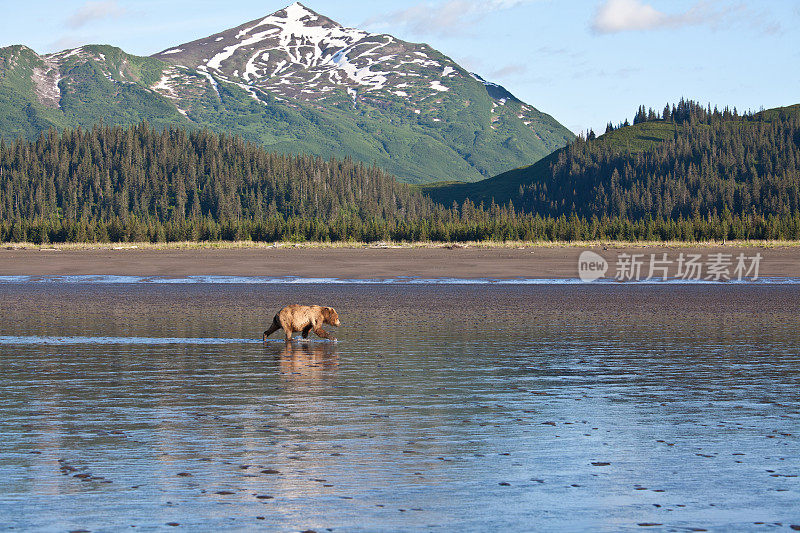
[153,72,176,96]
[55,47,85,61]
[244,51,263,80]
[469,71,500,88]
[326,44,389,91]
[31,60,61,108]
[196,66,220,99]
[207,28,279,70]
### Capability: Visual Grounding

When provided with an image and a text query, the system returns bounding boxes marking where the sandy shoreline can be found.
[0,244,798,279]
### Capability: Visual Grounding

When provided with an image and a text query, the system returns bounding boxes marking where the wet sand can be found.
[0,245,798,279]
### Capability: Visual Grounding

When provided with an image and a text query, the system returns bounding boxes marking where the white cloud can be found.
[591,0,740,34]
[591,1,783,35]
[364,0,532,37]
[592,0,670,33]
[67,0,126,29]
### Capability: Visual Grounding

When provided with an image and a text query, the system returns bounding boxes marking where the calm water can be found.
[0,282,798,532]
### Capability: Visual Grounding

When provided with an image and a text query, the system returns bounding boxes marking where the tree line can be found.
[0,120,799,243]
[2,209,799,243]
[519,101,800,222]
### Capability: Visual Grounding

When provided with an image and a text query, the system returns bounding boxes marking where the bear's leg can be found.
[263,315,281,340]
[277,315,294,343]
[301,324,313,339]
[313,325,336,341]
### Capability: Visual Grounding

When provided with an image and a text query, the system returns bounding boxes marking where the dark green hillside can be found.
[426,101,800,221]
[422,118,682,206]
[1,122,799,243]
[0,43,573,184]
[0,123,436,222]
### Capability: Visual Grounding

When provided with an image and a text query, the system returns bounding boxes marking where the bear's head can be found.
[323,307,341,327]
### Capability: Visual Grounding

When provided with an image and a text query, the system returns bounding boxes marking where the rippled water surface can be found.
[1,283,798,532]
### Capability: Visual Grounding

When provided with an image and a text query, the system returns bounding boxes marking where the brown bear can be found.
[263,304,341,343]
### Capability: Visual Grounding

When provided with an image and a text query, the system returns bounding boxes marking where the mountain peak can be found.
[141,4,574,181]
[281,2,323,20]
[153,3,408,101]
[149,2,568,140]
[247,1,341,36]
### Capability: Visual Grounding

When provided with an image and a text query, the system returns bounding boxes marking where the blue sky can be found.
[2,0,798,134]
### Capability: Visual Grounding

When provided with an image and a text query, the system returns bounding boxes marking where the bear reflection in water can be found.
[271,341,339,379]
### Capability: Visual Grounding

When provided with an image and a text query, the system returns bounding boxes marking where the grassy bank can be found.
[3,240,799,251]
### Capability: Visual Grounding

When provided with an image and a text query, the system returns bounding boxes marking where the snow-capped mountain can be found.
[153,2,465,106]
[0,3,574,183]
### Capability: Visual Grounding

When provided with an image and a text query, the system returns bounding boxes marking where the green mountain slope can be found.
[423,119,682,206]
[426,103,800,219]
[0,45,189,137]
[0,3,574,184]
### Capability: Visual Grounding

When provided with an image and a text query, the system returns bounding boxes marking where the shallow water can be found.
[0,283,798,532]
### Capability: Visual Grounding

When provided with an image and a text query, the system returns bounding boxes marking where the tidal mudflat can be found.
[0,282,798,531]
[2,245,800,280]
